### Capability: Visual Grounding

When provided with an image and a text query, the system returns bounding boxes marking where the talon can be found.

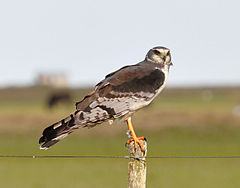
[126,136,146,152]
[125,118,147,152]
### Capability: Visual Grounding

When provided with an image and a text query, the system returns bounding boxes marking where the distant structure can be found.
[35,73,68,88]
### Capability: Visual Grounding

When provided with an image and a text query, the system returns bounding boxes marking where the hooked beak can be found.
[169,61,173,66]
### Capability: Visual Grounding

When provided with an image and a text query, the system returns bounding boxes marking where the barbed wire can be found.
[1,155,240,159]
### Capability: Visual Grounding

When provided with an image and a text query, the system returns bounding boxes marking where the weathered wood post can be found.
[126,140,147,188]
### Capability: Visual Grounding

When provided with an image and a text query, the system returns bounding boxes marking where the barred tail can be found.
[39,114,77,150]
[39,104,117,150]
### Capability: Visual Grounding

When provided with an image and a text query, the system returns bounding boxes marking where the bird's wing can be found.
[75,63,165,123]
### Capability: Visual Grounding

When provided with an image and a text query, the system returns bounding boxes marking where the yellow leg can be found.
[126,117,145,152]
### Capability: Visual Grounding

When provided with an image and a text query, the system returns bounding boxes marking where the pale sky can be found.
[0,0,239,88]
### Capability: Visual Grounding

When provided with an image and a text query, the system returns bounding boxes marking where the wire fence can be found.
[1,155,240,159]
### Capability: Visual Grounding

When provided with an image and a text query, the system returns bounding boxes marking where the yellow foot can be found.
[127,136,146,152]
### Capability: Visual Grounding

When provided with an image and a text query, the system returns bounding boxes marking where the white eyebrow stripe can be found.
[154,48,169,55]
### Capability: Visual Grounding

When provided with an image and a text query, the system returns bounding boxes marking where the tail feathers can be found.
[39,105,115,150]
[39,114,76,150]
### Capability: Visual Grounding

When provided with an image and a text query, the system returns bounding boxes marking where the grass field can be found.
[0,86,240,187]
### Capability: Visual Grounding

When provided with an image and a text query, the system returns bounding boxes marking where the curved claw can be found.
[127,136,146,152]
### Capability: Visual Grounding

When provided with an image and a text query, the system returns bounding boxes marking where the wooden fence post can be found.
[126,140,147,188]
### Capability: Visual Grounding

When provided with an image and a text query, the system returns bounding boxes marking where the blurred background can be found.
[0,0,240,187]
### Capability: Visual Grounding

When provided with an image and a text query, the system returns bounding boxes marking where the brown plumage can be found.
[39,46,172,150]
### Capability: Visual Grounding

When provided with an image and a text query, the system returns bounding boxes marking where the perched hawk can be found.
[39,46,173,151]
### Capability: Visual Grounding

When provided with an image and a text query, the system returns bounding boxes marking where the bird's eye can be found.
[153,50,161,55]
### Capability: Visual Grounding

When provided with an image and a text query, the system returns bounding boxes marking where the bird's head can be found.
[145,46,173,67]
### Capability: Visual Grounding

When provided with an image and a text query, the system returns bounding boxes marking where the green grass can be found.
[0,87,240,187]
[1,128,240,187]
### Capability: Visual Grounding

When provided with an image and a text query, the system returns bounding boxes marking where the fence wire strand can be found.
[1,155,240,159]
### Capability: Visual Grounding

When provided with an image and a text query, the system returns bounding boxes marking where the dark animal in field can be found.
[47,93,71,108]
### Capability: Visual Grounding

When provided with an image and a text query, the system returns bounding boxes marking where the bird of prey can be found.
[39,46,173,151]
